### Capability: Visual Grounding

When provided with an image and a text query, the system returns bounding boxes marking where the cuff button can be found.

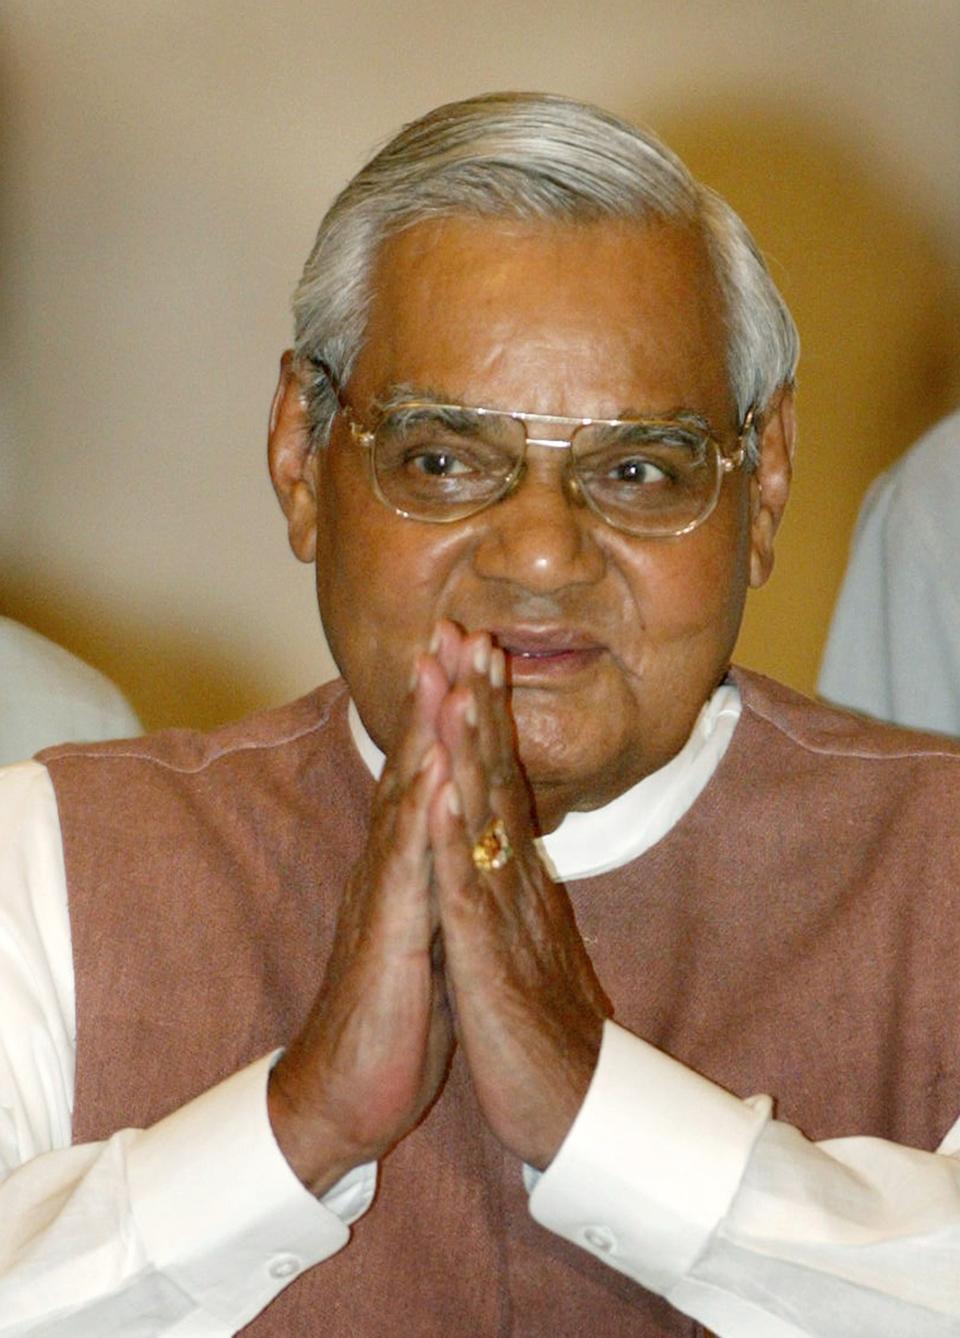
[268,1253,303,1280]
[582,1225,616,1254]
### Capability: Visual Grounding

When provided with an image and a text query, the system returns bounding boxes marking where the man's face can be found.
[307,215,759,824]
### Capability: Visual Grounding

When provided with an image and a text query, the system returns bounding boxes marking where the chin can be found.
[513,712,613,796]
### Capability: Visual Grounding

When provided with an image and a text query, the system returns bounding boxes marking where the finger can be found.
[375,650,448,807]
[457,633,518,791]
[437,647,526,842]
[428,779,490,974]
[389,743,445,885]
[380,617,472,795]
[474,642,520,797]
[429,755,531,942]
[435,683,489,836]
[429,618,466,684]
[428,778,536,1003]
[487,646,518,782]
[349,742,447,948]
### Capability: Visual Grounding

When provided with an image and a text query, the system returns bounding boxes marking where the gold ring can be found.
[471,817,514,872]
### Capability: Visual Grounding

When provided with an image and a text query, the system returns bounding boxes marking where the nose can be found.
[469,452,607,593]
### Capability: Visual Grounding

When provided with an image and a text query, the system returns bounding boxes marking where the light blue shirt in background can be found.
[819,409,960,737]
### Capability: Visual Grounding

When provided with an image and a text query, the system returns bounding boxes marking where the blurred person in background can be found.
[0,615,140,764]
[819,408,960,736]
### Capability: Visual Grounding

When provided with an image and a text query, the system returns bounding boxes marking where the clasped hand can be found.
[269,621,610,1196]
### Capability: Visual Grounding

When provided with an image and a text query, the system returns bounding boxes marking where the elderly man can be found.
[0,93,958,1337]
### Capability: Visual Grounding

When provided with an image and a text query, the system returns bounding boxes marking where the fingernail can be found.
[429,625,442,655]
[445,782,462,816]
[490,648,505,689]
[473,638,490,675]
[408,659,421,692]
[465,692,478,727]
[417,743,438,774]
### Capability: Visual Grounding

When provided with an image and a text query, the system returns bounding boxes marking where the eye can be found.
[406,448,471,477]
[609,456,670,485]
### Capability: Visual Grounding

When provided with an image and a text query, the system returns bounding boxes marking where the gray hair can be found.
[293,92,798,463]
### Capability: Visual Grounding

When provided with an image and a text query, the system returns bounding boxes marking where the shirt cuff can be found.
[125,1051,376,1327]
[528,1019,771,1295]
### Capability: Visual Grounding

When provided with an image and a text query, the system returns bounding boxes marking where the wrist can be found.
[267,1058,378,1196]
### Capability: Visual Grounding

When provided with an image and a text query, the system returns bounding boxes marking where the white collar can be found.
[347,682,741,881]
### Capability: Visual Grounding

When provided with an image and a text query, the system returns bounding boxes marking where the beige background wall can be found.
[1,1,958,731]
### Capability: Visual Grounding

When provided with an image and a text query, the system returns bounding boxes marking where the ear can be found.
[748,386,795,589]
[268,350,319,564]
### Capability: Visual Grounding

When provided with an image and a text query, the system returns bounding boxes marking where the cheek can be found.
[612,499,751,662]
[679,496,753,648]
[318,519,442,658]
[313,463,472,743]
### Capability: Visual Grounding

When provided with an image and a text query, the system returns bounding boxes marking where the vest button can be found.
[268,1253,303,1280]
[582,1225,616,1253]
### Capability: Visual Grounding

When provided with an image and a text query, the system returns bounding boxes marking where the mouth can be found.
[491,627,605,683]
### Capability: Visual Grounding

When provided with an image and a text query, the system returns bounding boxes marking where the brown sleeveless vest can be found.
[41,669,960,1335]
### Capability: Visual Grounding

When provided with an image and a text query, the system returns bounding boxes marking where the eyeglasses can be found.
[326,379,753,539]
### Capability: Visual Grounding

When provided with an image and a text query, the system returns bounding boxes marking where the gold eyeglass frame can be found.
[318,365,755,539]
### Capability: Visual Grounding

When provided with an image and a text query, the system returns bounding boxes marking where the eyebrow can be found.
[374,386,716,435]
[373,384,452,414]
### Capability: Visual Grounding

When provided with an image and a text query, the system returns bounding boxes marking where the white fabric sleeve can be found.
[530,1020,960,1337]
[0,761,376,1335]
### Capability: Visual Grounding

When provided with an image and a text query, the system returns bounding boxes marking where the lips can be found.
[491,627,605,682]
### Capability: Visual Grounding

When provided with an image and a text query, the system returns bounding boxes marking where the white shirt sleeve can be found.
[530,1020,960,1337]
[0,761,375,1336]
